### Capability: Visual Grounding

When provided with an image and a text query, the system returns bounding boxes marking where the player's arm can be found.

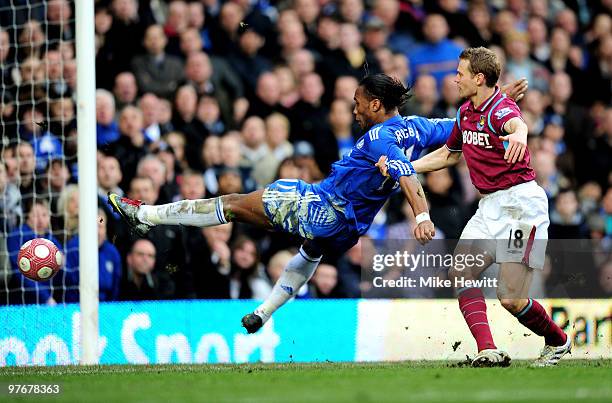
[410,146,462,173]
[369,135,435,244]
[398,174,435,244]
[500,117,528,164]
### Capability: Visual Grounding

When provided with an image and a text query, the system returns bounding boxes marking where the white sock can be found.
[254,247,321,323]
[137,198,227,227]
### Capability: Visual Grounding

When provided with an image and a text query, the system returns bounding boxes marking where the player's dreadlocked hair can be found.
[359,74,412,112]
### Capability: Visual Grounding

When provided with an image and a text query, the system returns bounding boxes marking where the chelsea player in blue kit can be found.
[109,73,527,333]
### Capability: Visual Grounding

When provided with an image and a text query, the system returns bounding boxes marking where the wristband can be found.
[415,212,430,225]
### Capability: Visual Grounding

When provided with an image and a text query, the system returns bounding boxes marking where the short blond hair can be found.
[459,47,501,87]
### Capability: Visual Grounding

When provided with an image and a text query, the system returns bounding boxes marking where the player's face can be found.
[455,59,479,99]
[353,86,377,131]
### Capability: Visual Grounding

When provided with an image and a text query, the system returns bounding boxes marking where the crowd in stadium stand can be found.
[0,0,610,304]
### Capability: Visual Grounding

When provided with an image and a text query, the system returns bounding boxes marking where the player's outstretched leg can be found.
[108,191,271,236]
[242,242,322,333]
[449,253,510,368]
[498,263,570,367]
[456,286,511,368]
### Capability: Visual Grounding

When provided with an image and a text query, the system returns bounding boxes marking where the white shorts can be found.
[459,181,549,270]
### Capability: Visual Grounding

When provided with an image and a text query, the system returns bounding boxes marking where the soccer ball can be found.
[17,238,63,282]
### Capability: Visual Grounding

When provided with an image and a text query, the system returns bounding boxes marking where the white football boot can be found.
[531,335,571,367]
[472,349,512,367]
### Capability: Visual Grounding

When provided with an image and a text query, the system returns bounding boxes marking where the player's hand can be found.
[499,130,527,164]
[414,220,435,245]
[501,77,528,102]
[375,155,389,176]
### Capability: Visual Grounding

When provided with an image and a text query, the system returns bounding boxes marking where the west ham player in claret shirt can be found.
[407,47,571,367]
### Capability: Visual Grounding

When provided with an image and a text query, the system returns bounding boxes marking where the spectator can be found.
[6,199,62,305]
[436,73,461,118]
[319,99,355,173]
[126,175,185,298]
[246,72,285,119]
[0,28,14,89]
[98,155,123,199]
[49,97,76,144]
[17,21,45,61]
[113,72,138,110]
[310,263,341,298]
[409,14,462,88]
[402,74,445,118]
[109,105,149,191]
[290,73,330,150]
[227,236,270,299]
[227,23,273,91]
[163,0,189,57]
[186,2,211,51]
[171,84,203,169]
[239,116,270,167]
[59,208,122,303]
[424,169,465,239]
[16,142,38,206]
[56,183,79,242]
[278,18,308,63]
[436,0,480,46]
[164,131,189,173]
[466,3,492,47]
[139,93,163,143]
[371,0,416,53]
[0,162,22,231]
[598,260,612,297]
[218,167,244,195]
[266,249,310,298]
[504,30,549,92]
[136,154,175,205]
[97,0,148,89]
[334,75,359,104]
[43,49,70,99]
[154,144,180,194]
[202,136,222,195]
[96,89,120,150]
[120,239,160,300]
[196,95,225,136]
[209,1,244,57]
[528,16,550,64]
[339,0,365,26]
[20,108,64,173]
[545,72,596,185]
[178,170,206,201]
[292,141,324,183]
[274,65,300,109]
[131,25,185,99]
[549,188,589,239]
[42,159,71,225]
[265,112,294,162]
[312,14,340,58]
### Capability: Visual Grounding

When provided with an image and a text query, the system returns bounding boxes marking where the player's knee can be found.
[448,267,473,285]
[499,298,524,314]
[301,240,323,260]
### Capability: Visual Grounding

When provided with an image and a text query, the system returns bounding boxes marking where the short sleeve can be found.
[445,122,463,152]
[489,98,523,135]
[366,126,415,181]
[404,116,456,148]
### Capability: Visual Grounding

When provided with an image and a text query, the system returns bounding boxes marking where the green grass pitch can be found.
[1,360,611,402]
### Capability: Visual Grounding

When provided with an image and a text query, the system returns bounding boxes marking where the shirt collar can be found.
[471,86,500,112]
